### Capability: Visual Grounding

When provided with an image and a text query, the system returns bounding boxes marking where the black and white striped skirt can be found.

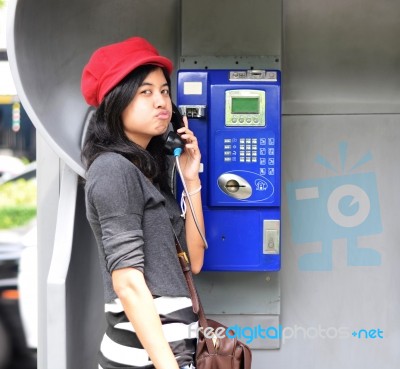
[98,296,198,369]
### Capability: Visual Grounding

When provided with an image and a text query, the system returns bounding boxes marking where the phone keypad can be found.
[223,136,276,177]
[238,138,258,163]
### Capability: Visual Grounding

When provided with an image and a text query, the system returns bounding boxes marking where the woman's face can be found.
[121,67,172,148]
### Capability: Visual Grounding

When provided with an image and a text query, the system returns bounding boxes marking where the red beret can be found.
[81,37,173,107]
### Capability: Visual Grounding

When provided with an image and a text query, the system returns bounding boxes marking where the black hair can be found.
[81,64,172,192]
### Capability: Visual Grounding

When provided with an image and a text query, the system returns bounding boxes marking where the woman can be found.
[81,37,205,369]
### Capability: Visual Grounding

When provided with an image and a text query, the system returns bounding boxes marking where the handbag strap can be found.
[172,231,217,354]
[173,232,203,320]
[175,239,200,312]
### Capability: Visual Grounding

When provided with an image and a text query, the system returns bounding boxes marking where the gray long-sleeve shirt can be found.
[85,152,190,303]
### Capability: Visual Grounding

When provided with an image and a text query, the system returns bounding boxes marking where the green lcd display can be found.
[231,97,259,114]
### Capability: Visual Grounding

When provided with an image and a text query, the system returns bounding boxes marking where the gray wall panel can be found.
[273,113,400,368]
[181,0,282,69]
[283,0,400,114]
[182,0,281,57]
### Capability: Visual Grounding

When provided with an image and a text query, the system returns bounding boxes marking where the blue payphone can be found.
[177,69,281,271]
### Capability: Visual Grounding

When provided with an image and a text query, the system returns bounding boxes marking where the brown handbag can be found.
[175,238,252,369]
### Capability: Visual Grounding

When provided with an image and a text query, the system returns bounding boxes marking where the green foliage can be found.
[0,0,4,9]
[0,207,36,229]
[0,178,37,229]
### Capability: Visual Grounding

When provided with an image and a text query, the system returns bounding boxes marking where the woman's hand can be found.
[176,116,201,182]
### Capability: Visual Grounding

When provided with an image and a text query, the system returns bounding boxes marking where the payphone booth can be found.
[178,69,281,271]
[7,0,283,366]
[9,0,400,367]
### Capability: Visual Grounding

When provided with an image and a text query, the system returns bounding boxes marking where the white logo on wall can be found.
[286,142,382,271]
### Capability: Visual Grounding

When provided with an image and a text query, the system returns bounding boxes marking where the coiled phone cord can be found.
[174,148,209,249]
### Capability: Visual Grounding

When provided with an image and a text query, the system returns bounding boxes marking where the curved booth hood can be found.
[7,0,179,178]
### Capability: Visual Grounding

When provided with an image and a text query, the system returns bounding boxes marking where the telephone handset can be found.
[166,103,208,248]
[164,103,185,155]
[164,103,208,248]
